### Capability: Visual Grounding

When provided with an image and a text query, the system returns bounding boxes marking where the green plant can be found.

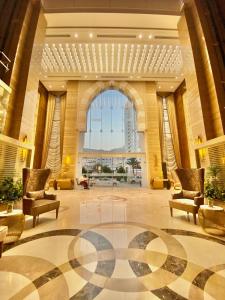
[204,181,220,200]
[204,165,225,202]
[207,165,221,178]
[0,177,23,204]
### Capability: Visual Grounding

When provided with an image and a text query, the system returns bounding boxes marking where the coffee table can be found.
[0,209,25,244]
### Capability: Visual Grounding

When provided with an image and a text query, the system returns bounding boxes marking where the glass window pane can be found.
[83,89,140,153]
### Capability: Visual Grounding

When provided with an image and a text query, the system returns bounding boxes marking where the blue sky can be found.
[84,89,135,151]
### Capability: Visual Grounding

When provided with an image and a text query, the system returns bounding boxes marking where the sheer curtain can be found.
[60,93,66,162]
[167,94,181,168]
[45,97,61,178]
[157,96,164,162]
[41,93,56,168]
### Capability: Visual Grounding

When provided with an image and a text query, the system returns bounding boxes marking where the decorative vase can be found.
[208,199,214,208]
[7,202,14,213]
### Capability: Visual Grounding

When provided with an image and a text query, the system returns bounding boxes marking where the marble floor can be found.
[1,187,225,299]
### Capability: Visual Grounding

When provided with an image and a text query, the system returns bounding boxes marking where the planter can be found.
[207,199,214,207]
[6,202,14,213]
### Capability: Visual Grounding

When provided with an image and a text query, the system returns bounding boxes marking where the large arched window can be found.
[83,89,142,153]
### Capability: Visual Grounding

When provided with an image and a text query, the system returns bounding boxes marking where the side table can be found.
[0,226,8,257]
[0,209,25,244]
[198,205,225,236]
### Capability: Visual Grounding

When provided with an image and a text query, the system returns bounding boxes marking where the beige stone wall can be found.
[178,15,205,167]
[62,81,79,179]
[144,82,162,182]
[20,10,47,143]
[61,80,162,186]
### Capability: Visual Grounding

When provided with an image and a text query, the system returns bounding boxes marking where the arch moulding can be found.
[78,81,146,132]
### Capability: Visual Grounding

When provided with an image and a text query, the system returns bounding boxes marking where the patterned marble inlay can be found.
[70,283,102,300]
[162,255,187,277]
[1,222,225,300]
[152,286,188,300]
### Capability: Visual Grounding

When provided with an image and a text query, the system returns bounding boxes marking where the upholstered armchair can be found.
[22,168,60,227]
[169,168,205,224]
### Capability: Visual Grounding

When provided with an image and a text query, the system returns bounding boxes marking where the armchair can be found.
[22,168,60,227]
[169,168,204,224]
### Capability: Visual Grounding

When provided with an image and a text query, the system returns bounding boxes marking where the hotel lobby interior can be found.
[0,0,225,299]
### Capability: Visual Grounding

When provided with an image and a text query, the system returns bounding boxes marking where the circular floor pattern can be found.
[1,223,225,300]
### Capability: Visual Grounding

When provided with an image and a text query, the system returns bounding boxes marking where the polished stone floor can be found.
[1,187,225,299]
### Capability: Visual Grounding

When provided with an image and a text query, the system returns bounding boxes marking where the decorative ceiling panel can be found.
[41,43,183,77]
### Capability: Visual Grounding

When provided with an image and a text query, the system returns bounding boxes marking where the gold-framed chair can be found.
[169,168,205,224]
[22,168,60,227]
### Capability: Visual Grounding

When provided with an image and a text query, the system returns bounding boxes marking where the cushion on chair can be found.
[182,190,200,199]
[33,199,59,208]
[26,190,45,200]
[170,198,197,206]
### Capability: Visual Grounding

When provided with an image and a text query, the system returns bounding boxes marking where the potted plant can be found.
[204,180,221,207]
[0,177,23,213]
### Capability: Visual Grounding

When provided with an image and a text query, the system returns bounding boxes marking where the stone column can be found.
[4,0,42,139]
[144,82,162,186]
[62,81,79,179]
[180,1,224,139]
[20,9,47,143]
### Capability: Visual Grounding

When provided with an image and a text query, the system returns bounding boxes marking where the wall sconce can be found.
[195,136,206,161]
[65,155,71,166]
[20,135,28,162]
[221,157,225,165]
[62,155,71,178]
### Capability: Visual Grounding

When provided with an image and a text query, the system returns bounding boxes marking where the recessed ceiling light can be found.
[170,86,174,89]
[89,33,93,38]
[74,33,78,38]
[44,75,47,79]
[138,34,143,39]
[96,75,98,79]
[49,85,52,89]
[84,75,87,79]
[158,86,161,89]
[62,85,65,88]
[148,34,153,39]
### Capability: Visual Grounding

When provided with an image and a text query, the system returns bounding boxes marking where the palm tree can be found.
[126,158,140,175]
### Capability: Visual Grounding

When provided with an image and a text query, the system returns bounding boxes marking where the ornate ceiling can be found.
[41,11,184,91]
[42,43,182,78]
